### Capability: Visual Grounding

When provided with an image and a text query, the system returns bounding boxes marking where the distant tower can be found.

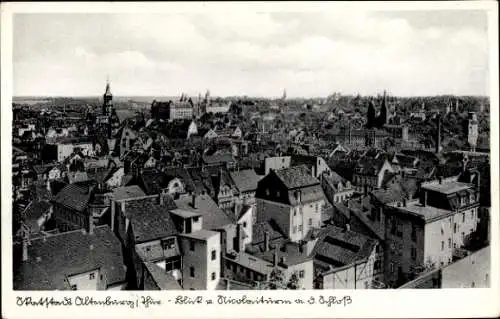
[282,89,287,100]
[378,90,387,127]
[435,114,442,153]
[205,90,211,104]
[455,99,460,113]
[467,112,478,152]
[103,78,113,117]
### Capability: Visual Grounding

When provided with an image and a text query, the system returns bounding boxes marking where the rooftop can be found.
[273,165,319,189]
[125,197,179,243]
[14,225,126,290]
[226,252,274,275]
[180,229,220,241]
[143,262,182,290]
[388,200,454,223]
[422,181,473,195]
[112,185,146,201]
[230,169,262,193]
[174,194,233,230]
[52,183,93,213]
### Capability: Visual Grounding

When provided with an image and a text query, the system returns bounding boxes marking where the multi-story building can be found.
[352,157,394,193]
[229,169,262,206]
[51,183,95,232]
[43,136,95,162]
[255,165,326,243]
[384,176,480,287]
[151,99,193,121]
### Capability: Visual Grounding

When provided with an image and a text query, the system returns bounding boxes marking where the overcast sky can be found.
[13,10,490,97]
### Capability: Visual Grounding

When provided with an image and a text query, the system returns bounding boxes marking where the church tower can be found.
[467,112,478,152]
[103,78,113,117]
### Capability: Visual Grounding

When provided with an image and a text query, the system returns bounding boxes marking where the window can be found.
[293,226,297,234]
[411,224,417,241]
[190,267,195,278]
[276,191,280,197]
[298,225,303,232]
[390,263,394,273]
[243,222,247,228]
[146,246,151,252]
[211,250,217,261]
[190,240,195,251]
[448,238,452,248]
[453,223,457,234]
[100,274,103,280]
[308,218,312,226]
[211,272,217,281]
[441,241,444,251]
[71,285,77,290]
[299,270,305,278]
[162,238,175,250]
[461,232,465,241]
[293,210,297,216]
[315,204,319,213]
[374,260,381,271]
[441,225,444,236]
[462,213,465,222]
[89,273,95,280]
[193,216,199,223]
[299,206,303,215]
[411,247,416,260]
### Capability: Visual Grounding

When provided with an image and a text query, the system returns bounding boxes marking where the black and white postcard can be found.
[1,1,498,318]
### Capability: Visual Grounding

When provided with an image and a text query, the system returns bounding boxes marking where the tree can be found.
[377,92,387,127]
[366,100,376,129]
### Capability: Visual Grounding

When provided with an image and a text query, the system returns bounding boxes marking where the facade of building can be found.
[384,177,480,287]
[255,165,326,243]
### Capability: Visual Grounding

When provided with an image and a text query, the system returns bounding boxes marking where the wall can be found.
[180,232,221,290]
[322,253,375,290]
[67,269,101,290]
[256,198,291,237]
[289,199,324,242]
[441,246,490,288]
[285,260,314,290]
[106,168,124,188]
[264,156,291,175]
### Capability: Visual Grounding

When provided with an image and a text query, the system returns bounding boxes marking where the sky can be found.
[13,9,490,98]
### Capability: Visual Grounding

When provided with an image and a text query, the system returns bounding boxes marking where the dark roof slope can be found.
[14,225,126,290]
[52,184,93,213]
[274,165,319,189]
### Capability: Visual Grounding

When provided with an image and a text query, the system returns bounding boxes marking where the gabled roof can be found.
[273,165,319,189]
[14,225,126,290]
[230,169,262,193]
[126,197,179,243]
[52,184,93,213]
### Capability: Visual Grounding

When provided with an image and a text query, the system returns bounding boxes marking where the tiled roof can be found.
[174,194,233,230]
[112,185,146,201]
[14,225,126,290]
[126,197,179,243]
[230,169,262,193]
[273,165,319,189]
[52,184,93,213]
[313,225,377,270]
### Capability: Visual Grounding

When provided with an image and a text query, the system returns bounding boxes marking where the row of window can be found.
[189,267,218,281]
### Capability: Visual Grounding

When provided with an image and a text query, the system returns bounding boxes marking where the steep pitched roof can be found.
[52,183,93,213]
[112,185,146,201]
[126,197,179,243]
[230,169,262,193]
[14,226,126,290]
[273,165,319,189]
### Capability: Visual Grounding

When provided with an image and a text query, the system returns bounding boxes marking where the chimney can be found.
[423,191,428,207]
[191,194,197,209]
[273,249,278,267]
[22,238,29,262]
[264,231,270,252]
[438,176,443,184]
[87,214,95,235]
[403,198,407,207]
[345,224,351,232]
